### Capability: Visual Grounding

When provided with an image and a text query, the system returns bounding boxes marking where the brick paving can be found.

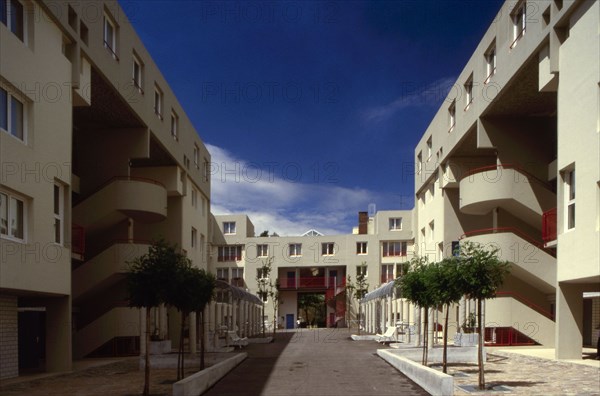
[442,350,600,395]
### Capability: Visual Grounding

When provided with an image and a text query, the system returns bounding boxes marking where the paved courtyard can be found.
[204,328,428,396]
[1,329,598,395]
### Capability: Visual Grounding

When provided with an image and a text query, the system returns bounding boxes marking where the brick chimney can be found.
[358,211,368,234]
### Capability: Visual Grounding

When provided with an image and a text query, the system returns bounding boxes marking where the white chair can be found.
[375,327,397,344]
[227,331,249,349]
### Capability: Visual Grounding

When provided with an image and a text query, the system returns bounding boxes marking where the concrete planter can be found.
[454,333,479,347]
[149,340,172,355]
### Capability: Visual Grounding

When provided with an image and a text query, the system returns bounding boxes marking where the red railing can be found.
[496,290,554,320]
[71,224,85,255]
[485,326,537,346]
[542,207,557,243]
[279,277,340,290]
[460,163,551,188]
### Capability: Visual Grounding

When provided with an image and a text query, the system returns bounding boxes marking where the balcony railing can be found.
[71,224,85,255]
[279,277,340,290]
[461,163,551,188]
[542,207,557,243]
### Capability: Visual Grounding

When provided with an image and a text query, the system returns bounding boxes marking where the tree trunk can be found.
[477,298,485,390]
[442,304,450,373]
[178,312,186,381]
[422,307,429,366]
[262,302,265,338]
[272,304,277,339]
[358,304,361,335]
[199,310,205,370]
[143,308,151,396]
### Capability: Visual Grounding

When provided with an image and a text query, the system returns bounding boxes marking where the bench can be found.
[227,331,249,349]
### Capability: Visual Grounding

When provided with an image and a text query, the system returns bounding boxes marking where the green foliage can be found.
[397,256,435,308]
[457,241,511,300]
[127,239,182,309]
[428,257,464,307]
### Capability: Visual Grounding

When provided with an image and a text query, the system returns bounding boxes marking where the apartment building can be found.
[1,0,211,379]
[209,210,414,330]
[409,0,599,357]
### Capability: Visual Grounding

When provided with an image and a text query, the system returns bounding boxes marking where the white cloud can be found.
[207,144,394,236]
[362,77,457,123]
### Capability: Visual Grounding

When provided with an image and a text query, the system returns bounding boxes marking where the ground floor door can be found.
[286,314,295,329]
[18,310,45,371]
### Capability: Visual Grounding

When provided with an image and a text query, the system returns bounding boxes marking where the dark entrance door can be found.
[286,314,295,329]
[18,310,45,371]
[287,271,296,288]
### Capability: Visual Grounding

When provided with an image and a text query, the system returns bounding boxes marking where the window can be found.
[257,244,268,257]
[200,234,205,257]
[132,54,143,93]
[218,245,242,261]
[428,182,435,202]
[321,242,335,256]
[79,20,89,45]
[216,268,229,281]
[0,87,24,141]
[170,111,178,140]
[203,158,210,182]
[565,169,575,230]
[389,217,402,231]
[103,12,118,59]
[485,43,496,82]
[201,196,206,217]
[53,183,63,244]
[153,85,163,119]
[381,264,394,283]
[417,151,422,173]
[383,241,406,257]
[0,191,24,241]
[1,0,24,41]
[191,188,197,208]
[448,101,456,131]
[429,221,435,242]
[511,2,526,48]
[426,136,432,159]
[193,144,200,168]
[231,268,244,286]
[357,265,367,277]
[191,227,197,248]
[289,243,302,257]
[223,221,236,235]
[356,241,367,255]
[257,267,268,279]
[464,76,473,109]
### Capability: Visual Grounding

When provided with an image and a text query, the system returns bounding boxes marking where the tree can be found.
[256,258,273,337]
[397,256,435,365]
[298,293,325,327]
[428,258,463,373]
[126,239,180,396]
[259,230,269,237]
[346,262,369,334]
[457,241,510,389]
[268,278,280,338]
[166,265,216,379]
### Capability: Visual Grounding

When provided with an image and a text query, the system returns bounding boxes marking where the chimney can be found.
[358,211,368,234]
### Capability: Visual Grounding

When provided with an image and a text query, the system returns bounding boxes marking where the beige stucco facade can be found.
[409,0,599,356]
[1,0,211,378]
[209,211,414,330]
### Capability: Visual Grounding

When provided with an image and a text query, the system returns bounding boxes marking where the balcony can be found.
[279,277,339,290]
[460,227,556,293]
[73,177,167,232]
[459,165,556,227]
[71,223,85,260]
[542,207,557,245]
[73,241,151,301]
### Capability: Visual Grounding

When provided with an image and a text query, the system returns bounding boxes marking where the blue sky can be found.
[124,0,504,235]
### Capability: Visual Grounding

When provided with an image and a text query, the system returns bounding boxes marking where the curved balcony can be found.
[460,228,556,293]
[73,177,167,231]
[73,241,151,301]
[459,165,555,227]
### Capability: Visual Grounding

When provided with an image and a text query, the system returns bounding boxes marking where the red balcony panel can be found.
[71,224,85,255]
[542,207,557,243]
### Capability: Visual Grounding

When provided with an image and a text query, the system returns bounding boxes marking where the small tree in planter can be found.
[256,257,273,338]
[457,241,510,390]
[398,256,436,365]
